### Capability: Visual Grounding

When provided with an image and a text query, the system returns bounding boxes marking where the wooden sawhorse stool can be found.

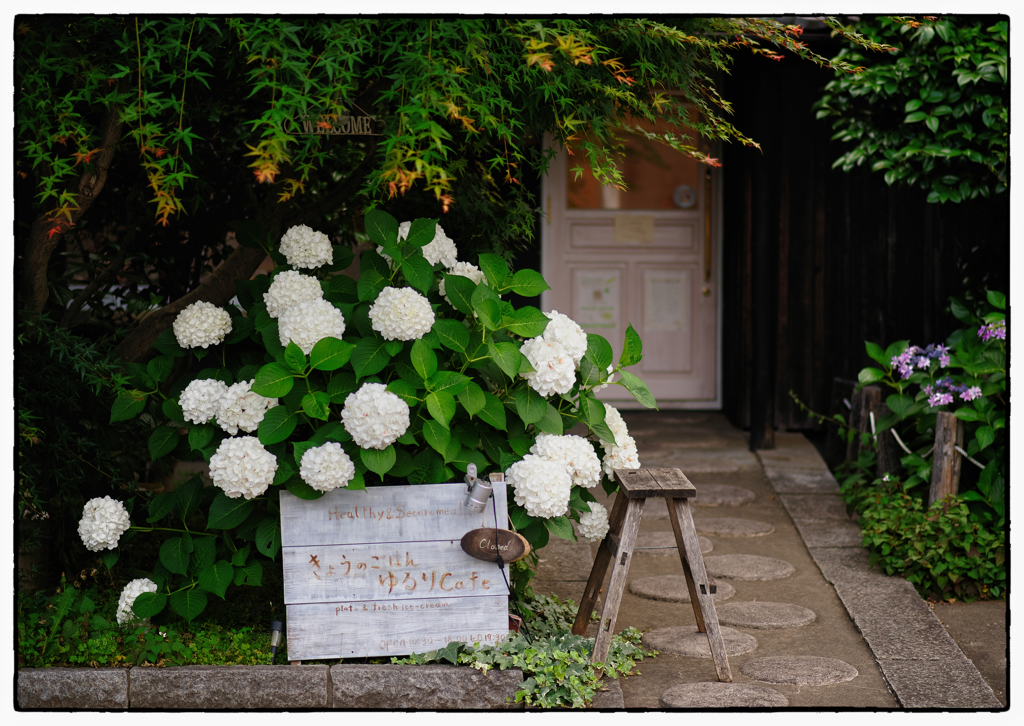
[571,467,732,682]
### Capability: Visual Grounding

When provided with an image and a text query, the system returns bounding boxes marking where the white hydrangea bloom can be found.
[263,270,324,319]
[172,301,233,349]
[178,379,229,425]
[439,261,488,306]
[368,286,435,341]
[278,297,347,354]
[216,380,279,435]
[78,496,131,552]
[341,382,411,450]
[530,434,602,489]
[507,454,573,519]
[209,436,278,499]
[299,442,356,492]
[602,403,630,444]
[279,224,333,269]
[542,311,588,366]
[116,578,158,626]
[578,503,610,543]
[520,337,576,397]
[378,222,458,269]
[601,434,641,476]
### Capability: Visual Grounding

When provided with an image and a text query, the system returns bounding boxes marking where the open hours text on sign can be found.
[279,481,510,661]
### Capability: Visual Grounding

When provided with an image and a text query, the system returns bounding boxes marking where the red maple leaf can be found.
[154,147,167,159]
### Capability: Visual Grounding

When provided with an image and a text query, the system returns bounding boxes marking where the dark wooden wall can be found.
[721,44,1009,433]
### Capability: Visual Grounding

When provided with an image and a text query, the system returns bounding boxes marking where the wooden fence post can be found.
[825,378,857,468]
[929,411,963,506]
[874,403,902,480]
[855,386,881,458]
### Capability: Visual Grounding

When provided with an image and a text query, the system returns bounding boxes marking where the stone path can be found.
[531,413,1003,709]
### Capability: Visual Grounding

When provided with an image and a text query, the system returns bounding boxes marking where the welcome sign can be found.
[280,481,510,660]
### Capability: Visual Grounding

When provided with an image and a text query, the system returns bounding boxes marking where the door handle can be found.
[704,168,712,282]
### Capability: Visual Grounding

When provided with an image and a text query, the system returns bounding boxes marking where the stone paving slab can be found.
[693,516,774,537]
[330,664,523,709]
[854,617,967,660]
[833,579,934,621]
[130,665,330,709]
[659,681,789,708]
[17,667,129,709]
[779,493,852,521]
[807,547,893,585]
[534,538,594,580]
[703,554,795,581]
[715,601,816,629]
[755,433,833,471]
[629,575,736,603]
[740,656,858,686]
[643,625,758,658]
[759,469,841,494]
[876,658,1003,709]
[590,676,624,709]
[790,519,863,547]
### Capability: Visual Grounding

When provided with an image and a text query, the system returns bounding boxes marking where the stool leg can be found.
[591,497,645,667]
[571,492,629,636]
[669,497,733,682]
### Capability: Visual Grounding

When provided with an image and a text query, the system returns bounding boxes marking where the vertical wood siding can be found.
[721,46,1008,432]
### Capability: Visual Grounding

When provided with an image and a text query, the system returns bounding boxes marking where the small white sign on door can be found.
[644,269,690,332]
[575,270,620,329]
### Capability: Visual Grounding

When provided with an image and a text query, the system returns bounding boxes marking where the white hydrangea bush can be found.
[506,455,573,519]
[264,270,324,318]
[278,297,347,354]
[179,378,229,425]
[279,224,333,269]
[341,383,411,449]
[368,286,435,341]
[300,442,356,492]
[209,436,279,499]
[216,380,279,435]
[577,503,610,543]
[172,301,232,349]
[78,496,131,551]
[520,337,577,396]
[109,210,655,622]
[117,578,158,626]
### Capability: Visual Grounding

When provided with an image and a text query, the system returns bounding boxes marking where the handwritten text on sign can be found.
[279,482,510,661]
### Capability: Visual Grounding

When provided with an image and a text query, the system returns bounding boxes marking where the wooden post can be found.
[853,386,881,458]
[875,402,902,480]
[824,378,857,468]
[929,412,963,506]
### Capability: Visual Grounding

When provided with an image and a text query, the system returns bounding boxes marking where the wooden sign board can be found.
[279,482,510,660]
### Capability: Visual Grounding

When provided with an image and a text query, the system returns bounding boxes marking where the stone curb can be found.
[17,664,525,710]
[757,439,1004,710]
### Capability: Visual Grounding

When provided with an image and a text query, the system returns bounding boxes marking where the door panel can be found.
[541,124,721,409]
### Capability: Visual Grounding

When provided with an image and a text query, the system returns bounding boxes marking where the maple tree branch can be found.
[21,94,125,318]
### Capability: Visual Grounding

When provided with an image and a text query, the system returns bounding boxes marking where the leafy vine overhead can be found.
[16,16,883,336]
[815,16,1008,203]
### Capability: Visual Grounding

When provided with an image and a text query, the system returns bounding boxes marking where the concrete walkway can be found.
[533,412,1005,709]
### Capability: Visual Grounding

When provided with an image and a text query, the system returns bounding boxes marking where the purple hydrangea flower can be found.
[979,320,1007,342]
[928,391,955,407]
[961,386,982,402]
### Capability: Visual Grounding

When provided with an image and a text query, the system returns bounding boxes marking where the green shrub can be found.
[839,469,1005,601]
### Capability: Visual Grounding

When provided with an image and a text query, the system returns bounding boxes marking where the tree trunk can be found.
[20,97,124,317]
[111,244,268,363]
